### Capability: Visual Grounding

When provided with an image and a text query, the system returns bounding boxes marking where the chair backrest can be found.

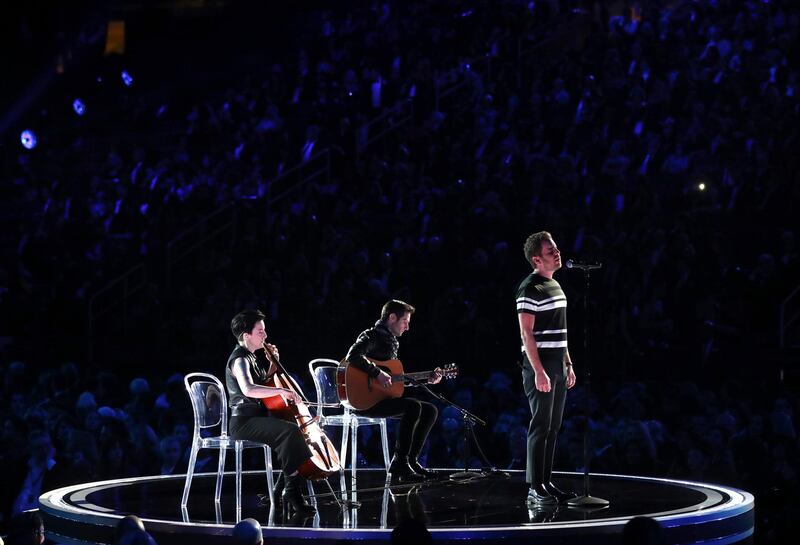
[184,372,228,437]
[308,358,345,418]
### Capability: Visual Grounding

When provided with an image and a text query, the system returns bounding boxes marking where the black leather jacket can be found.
[343,320,399,377]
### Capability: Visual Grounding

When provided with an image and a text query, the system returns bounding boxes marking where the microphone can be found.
[565,259,602,270]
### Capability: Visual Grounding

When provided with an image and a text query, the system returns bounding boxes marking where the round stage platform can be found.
[39,469,754,545]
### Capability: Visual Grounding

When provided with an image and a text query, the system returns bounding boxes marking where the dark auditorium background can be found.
[1,0,798,543]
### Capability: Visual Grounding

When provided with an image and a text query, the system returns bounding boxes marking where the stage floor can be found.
[39,469,754,544]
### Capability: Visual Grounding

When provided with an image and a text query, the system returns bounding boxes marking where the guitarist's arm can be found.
[345,330,393,388]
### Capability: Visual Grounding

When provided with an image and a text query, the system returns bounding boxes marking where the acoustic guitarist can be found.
[343,300,442,483]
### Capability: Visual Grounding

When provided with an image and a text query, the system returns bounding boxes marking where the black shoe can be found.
[543,481,578,504]
[258,472,286,506]
[287,511,315,526]
[408,458,438,479]
[389,455,425,483]
[282,474,316,516]
[526,484,557,505]
[527,504,561,522]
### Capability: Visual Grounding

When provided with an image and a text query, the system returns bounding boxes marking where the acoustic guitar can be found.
[337,357,458,411]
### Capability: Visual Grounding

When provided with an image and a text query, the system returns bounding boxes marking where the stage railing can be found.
[165,202,237,292]
[164,148,330,292]
[780,284,800,351]
[88,263,147,363]
[434,53,493,111]
[355,100,414,161]
[266,148,331,205]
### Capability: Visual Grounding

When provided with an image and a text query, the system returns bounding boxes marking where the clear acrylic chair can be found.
[181,372,275,522]
[307,359,391,489]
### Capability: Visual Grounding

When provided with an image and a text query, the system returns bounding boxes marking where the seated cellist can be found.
[225,309,316,515]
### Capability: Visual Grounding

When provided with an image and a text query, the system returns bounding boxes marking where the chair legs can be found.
[379,420,391,470]
[182,442,275,524]
[306,480,316,508]
[340,419,351,472]
[339,419,351,493]
[335,418,391,493]
[215,445,227,504]
[181,443,200,508]
[263,446,275,507]
[235,441,244,522]
[350,421,359,486]
[235,442,277,522]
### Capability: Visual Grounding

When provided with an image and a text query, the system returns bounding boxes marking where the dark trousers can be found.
[358,397,438,459]
[229,415,310,474]
[522,352,568,486]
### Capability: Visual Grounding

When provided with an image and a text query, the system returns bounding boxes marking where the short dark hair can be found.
[118,529,157,545]
[621,516,666,545]
[381,299,415,321]
[113,515,145,545]
[231,309,266,341]
[391,518,431,545]
[233,518,263,545]
[523,231,553,265]
[8,511,45,541]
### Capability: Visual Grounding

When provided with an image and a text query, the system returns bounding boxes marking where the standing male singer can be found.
[516,232,577,505]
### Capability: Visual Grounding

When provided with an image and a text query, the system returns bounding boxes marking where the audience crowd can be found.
[1,0,798,543]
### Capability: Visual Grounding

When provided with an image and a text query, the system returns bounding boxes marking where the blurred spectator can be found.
[391,517,431,545]
[117,529,157,545]
[113,515,145,545]
[620,516,666,545]
[10,431,71,515]
[5,511,45,545]
[157,436,186,476]
[232,518,263,545]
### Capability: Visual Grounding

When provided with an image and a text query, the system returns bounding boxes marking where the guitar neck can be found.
[395,370,432,381]
[363,358,440,383]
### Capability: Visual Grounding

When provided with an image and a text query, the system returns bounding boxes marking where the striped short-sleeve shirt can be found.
[516,272,568,352]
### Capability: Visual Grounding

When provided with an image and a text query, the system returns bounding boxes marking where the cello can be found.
[260,343,341,480]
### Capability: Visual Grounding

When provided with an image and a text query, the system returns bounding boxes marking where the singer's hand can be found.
[566,365,576,389]
[535,370,551,392]
[377,370,392,388]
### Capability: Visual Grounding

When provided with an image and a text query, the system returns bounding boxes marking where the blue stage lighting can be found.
[121,70,134,87]
[20,130,37,150]
[73,99,86,116]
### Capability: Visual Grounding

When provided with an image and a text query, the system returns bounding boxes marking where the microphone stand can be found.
[415,382,502,480]
[565,263,609,507]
